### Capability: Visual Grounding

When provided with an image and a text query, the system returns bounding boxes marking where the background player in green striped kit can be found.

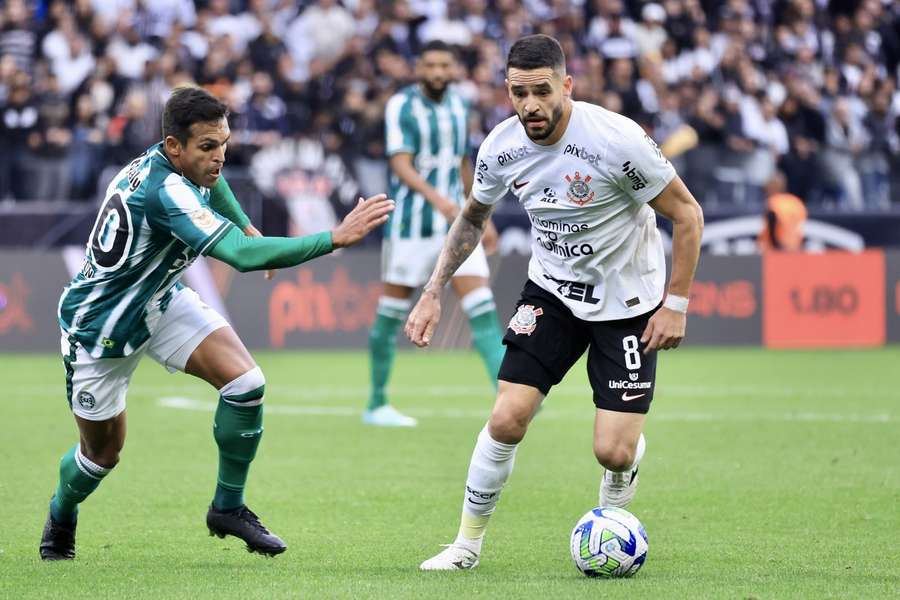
[365,41,505,427]
[41,87,393,560]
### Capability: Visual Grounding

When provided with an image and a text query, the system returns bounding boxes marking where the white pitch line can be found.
[157,397,895,423]
[14,382,898,401]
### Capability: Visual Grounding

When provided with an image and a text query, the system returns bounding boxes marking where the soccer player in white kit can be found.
[406,34,704,570]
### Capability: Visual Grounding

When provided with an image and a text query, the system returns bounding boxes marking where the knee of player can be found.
[593,443,634,472]
[487,409,528,444]
[81,443,122,469]
[219,366,266,406]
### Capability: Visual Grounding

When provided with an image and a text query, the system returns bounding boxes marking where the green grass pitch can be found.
[2,347,899,599]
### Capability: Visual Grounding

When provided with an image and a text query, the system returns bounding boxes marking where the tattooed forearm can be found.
[423,196,494,295]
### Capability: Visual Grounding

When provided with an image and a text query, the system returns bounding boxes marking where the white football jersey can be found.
[473,101,676,321]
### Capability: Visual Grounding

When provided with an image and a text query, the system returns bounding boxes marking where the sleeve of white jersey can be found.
[607,118,677,205]
[471,141,506,206]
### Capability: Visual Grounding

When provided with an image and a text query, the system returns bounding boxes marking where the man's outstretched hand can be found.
[331,194,395,248]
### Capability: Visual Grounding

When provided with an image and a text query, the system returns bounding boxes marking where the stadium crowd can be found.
[0,0,898,210]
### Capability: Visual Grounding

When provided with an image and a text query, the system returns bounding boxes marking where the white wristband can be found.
[663,294,689,314]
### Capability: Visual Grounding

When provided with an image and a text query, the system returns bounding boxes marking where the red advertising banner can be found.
[763,250,886,348]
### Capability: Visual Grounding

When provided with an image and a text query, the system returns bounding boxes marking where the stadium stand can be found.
[0,0,898,234]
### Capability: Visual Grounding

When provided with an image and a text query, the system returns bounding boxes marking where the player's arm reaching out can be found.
[209,176,277,279]
[643,176,704,354]
[405,194,494,347]
[207,194,394,272]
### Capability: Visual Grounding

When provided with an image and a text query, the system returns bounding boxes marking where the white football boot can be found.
[419,543,480,571]
[362,405,418,427]
[599,433,646,508]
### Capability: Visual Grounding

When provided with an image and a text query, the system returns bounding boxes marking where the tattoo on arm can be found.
[423,197,493,295]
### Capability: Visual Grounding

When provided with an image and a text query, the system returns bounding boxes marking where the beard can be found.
[519,102,564,141]
[422,79,448,99]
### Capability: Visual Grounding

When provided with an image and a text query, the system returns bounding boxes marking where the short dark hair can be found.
[506,34,566,73]
[420,39,455,58]
[162,86,229,144]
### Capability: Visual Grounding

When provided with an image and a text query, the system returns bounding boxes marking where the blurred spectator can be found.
[0,0,35,74]
[590,2,638,60]
[757,171,808,252]
[0,70,37,199]
[30,74,72,201]
[44,24,96,96]
[605,58,642,119]
[68,93,106,200]
[778,81,826,203]
[285,0,356,82]
[247,12,287,74]
[858,87,897,210]
[107,88,156,165]
[744,95,789,199]
[821,97,868,210]
[0,0,895,210]
[206,0,260,55]
[634,3,667,58]
[107,23,158,80]
[233,71,289,161]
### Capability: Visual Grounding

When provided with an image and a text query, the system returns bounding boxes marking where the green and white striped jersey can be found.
[58,143,234,358]
[384,84,469,240]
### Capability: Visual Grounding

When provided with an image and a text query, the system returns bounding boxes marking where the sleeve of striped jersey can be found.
[471,142,506,206]
[208,176,251,228]
[207,227,333,273]
[607,118,677,205]
[149,176,233,255]
[385,94,416,155]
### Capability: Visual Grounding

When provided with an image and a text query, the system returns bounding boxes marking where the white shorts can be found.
[381,237,490,288]
[62,286,229,421]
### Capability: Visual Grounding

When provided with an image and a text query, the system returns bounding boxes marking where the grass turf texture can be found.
[1,347,898,599]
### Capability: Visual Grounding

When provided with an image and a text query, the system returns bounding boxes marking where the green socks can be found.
[368,297,410,411]
[461,288,505,384]
[213,368,266,511]
[50,444,112,524]
[367,289,502,410]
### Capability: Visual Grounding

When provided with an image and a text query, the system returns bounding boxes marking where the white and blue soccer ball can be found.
[570,506,648,578]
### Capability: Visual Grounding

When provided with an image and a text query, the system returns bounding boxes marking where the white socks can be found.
[456,425,518,553]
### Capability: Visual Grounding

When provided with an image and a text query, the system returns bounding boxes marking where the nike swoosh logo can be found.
[512,180,529,189]
[621,391,646,402]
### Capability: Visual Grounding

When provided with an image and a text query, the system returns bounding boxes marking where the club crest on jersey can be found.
[564,171,594,206]
[189,208,217,232]
[509,304,543,335]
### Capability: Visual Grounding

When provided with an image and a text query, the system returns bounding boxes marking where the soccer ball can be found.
[570,506,648,578]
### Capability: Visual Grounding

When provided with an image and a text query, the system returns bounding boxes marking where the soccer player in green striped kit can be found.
[40,86,393,560]
[365,41,505,427]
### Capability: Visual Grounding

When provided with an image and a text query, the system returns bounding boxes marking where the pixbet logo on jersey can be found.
[497,145,529,166]
[563,143,602,168]
[621,161,648,191]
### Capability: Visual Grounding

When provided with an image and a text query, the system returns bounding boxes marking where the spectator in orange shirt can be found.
[758,171,807,252]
